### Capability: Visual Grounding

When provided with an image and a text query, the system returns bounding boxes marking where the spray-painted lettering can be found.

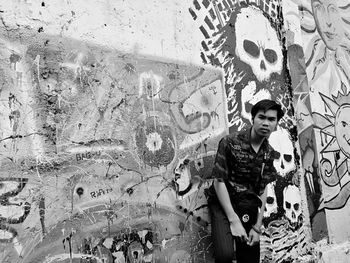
[76,151,101,161]
[90,187,113,198]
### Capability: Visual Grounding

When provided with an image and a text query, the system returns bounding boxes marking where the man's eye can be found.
[342,121,348,127]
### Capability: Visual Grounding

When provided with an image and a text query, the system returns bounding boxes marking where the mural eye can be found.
[329,5,337,13]
[266,196,275,204]
[264,49,277,64]
[284,154,292,162]
[243,39,260,58]
[341,121,348,127]
[313,3,324,12]
[294,203,300,211]
[244,101,253,113]
[285,201,291,209]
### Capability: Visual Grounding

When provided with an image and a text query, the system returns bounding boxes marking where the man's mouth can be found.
[260,128,270,133]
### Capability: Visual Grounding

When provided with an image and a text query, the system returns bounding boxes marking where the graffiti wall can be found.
[296,0,350,243]
[0,35,228,262]
[189,0,312,262]
[0,0,322,262]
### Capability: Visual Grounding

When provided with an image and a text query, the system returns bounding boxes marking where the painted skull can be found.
[269,127,296,177]
[283,185,302,227]
[264,181,278,218]
[235,6,283,82]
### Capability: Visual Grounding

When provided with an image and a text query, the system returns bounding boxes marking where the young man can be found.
[207,99,284,263]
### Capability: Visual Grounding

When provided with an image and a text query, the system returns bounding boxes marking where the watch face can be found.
[242,214,250,223]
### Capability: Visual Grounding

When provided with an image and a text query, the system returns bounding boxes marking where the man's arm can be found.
[247,185,267,246]
[254,185,267,230]
[213,180,239,222]
[211,136,248,240]
[214,179,248,240]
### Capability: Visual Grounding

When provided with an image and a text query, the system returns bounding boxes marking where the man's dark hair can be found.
[251,99,284,121]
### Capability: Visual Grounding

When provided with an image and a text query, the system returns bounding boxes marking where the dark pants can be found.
[208,195,260,263]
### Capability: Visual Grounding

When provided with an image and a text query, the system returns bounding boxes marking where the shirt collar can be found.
[238,127,269,153]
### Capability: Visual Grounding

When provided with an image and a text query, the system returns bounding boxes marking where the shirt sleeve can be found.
[211,137,230,182]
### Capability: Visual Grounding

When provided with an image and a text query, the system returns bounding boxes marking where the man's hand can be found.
[229,220,248,242]
[247,228,260,246]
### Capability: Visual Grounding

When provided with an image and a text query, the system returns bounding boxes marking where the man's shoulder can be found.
[221,131,239,143]
[227,128,249,141]
[266,143,281,159]
[220,129,248,149]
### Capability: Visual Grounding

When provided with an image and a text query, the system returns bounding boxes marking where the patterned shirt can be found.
[212,128,279,195]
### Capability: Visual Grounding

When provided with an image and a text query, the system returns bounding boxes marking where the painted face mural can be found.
[313,92,350,209]
[299,0,350,94]
[335,104,350,157]
[311,0,346,51]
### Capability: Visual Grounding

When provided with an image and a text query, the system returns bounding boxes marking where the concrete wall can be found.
[2,0,348,262]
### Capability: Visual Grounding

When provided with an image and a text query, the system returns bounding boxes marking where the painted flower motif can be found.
[135,116,176,168]
[145,132,163,152]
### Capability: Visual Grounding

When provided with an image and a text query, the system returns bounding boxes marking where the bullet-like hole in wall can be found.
[76,187,84,197]
[41,2,45,6]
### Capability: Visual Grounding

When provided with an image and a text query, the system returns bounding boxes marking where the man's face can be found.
[252,109,278,138]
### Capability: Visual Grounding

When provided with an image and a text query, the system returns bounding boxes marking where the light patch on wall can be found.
[139,71,163,99]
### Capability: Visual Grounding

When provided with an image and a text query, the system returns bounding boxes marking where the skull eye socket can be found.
[243,40,260,58]
[294,203,300,211]
[284,154,292,162]
[285,201,291,209]
[266,196,275,204]
[244,101,253,113]
[263,49,277,63]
